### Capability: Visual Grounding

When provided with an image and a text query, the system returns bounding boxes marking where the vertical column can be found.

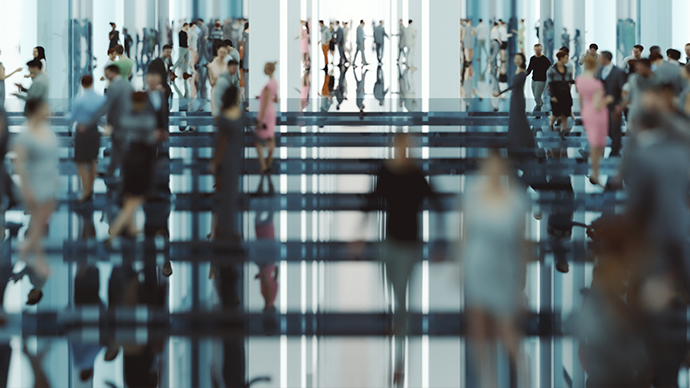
[70,0,94,99]
[639,0,671,53]
[585,0,616,62]
[539,0,551,49]
[37,0,70,102]
[286,1,301,111]
[408,0,422,103]
[671,0,690,51]
[247,0,280,102]
[158,0,170,46]
[428,0,461,110]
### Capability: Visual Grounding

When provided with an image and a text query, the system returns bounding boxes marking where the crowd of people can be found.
[3,9,690,387]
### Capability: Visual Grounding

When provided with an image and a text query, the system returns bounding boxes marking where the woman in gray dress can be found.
[494,53,537,160]
[0,48,23,107]
[459,151,531,388]
[462,20,476,63]
[12,99,59,279]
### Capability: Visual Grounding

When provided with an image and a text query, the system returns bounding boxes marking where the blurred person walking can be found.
[355,133,443,387]
[70,75,106,203]
[459,151,530,388]
[12,99,59,281]
[255,62,278,174]
[576,56,612,185]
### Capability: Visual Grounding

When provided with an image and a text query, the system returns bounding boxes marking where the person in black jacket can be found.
[148,45,173,100]
[595,51,626,156]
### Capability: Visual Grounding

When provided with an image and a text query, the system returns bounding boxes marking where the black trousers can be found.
[608,107,622,156]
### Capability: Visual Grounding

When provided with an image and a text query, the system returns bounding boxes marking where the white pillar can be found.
[639,0,671,56]
[248,0,280,102]
[428,0,461,108]
[286,0,301,111]
[672,0,690,51]
[585,0,616,61]
[408,0,422,103]
[37,0,70,102]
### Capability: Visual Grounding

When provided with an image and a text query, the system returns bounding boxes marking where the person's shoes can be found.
[182,72,192,80]
[556,260,569,273]
[76,192,93,205]
[578,149,589,160]
[104,347,120,362]
[162,262,173,277]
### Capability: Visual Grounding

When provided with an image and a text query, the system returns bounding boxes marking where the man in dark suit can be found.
[145,71,170,138]
[148,44,173,100]
[595,51,626,156]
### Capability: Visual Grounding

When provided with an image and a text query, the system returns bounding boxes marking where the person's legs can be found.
[21,201,54,278]
[608,112,622,157]
[107,135,124,176]
[532,81,545,111]
[468,309,496,388]
[265,138,275,170]
[590,146,603,184]
[76,163,90,199]
[339,44,346,64]
[496,318,524,388]
[376,43,383,62]
[407,45,414,68]
[108,196,144,238]
[255,141,267,172]
[322,44,329,65]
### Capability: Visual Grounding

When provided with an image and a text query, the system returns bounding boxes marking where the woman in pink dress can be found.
[255,62,278,173]
[299,21,310,68]
[575,56,613,186]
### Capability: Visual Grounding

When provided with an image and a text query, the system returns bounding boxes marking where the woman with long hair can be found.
[255,62,278,174]
[493,53,537,161]
[12,99,59,279]
[25,46,47,78]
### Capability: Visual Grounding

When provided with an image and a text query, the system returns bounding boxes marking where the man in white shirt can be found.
[498,20,510,62]
[622,44,644,74]
[404,20,417,69]
[475,19,490,61]
[489,22,501,66]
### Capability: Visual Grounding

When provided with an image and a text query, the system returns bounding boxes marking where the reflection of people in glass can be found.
[374,65,387,107]
[334,66,347,110]
[460,151,530,388]
[355,67,367,112]
[300,69,311,111]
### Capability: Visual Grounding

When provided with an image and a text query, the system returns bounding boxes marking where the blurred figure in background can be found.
[356,133,443,387]
[70,75,105,203]
[621,102,690,387]
[0,48,23,108]
[254,62,278,174]
[575,56,612,185]
[12,99,58,282]
[105,92,161,243]
[459,151,530,388]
